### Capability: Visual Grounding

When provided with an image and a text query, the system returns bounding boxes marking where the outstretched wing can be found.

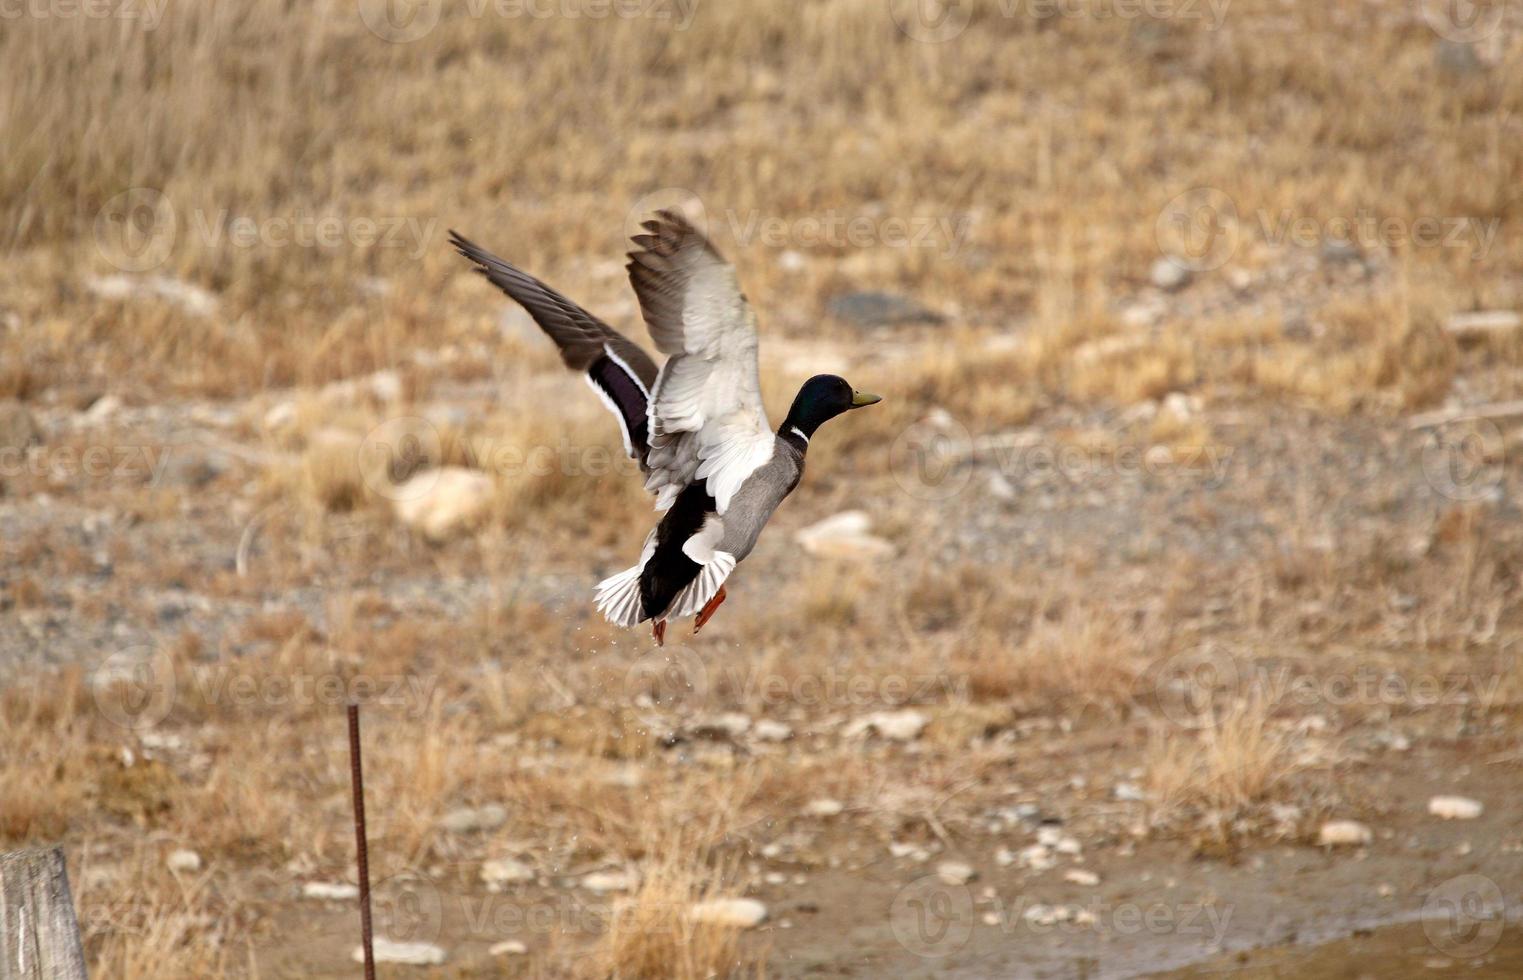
[450,230,660,466]
[626,211,774,514]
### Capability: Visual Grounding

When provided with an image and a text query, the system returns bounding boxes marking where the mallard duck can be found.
[450,211,880,644]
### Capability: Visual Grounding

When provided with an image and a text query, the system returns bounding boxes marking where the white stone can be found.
[1023,903,1059,926]
[1318,820,1373,847]
[367,370,404,403]
[1064,869,1100,886]
[1162,392,1198,419]
[688,897,768,929]
[263,400,298,431]
[936,861,975,886]
[804,798,845,817]
[353,939,446,966]
[778,250,807,273]
[795,510,896,561]
[581,869,639,893]
[752,719,793,742]
[84,394,124,424]
[1149,257,1191,292]
[1055,837,1082,856]
[302,882,360,901]
[1113,782,1144,802]
[489,940,527,956]
[842,709,928,742]
[394,468,495,540]
[166,849,202,873]
[1446,311,1521,337]
[439,803,507,834]
[1428,796,1483,820]
[1036,827,1063,847]
[690,713,751,738]
[87,274,219,318]
[1018,844,1056,872]
[481,858,534,889]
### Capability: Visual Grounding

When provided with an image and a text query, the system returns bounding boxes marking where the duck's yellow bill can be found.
[851,391,883,407]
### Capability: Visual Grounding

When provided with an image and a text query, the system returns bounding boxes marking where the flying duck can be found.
[450,211,881,644]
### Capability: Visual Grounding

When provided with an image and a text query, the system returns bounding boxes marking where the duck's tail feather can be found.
[594,530,658,627]
[663,551,736,621]
[594,563,648,627]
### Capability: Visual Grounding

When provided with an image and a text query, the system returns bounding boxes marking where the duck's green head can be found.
[782,374,882,438]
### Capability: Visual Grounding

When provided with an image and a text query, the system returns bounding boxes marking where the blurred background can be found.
[2,1,1522,977]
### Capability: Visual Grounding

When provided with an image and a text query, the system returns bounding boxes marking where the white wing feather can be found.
[627,211,774,515]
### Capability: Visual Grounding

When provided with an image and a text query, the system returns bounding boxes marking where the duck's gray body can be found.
[713,436,804,563]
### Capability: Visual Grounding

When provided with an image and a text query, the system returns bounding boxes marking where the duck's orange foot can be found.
[652,619,666,647]
[693,585,728,635]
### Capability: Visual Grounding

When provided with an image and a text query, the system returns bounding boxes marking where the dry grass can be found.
[592,840,764,980]
[4,2,1523,976]
[1,0,1516,406]
[1145,697,1292,816]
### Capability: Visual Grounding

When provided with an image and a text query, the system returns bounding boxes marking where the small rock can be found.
[778,250,807,273]
[826,290,944,328]
[1149,257,1191,292]
[438,803,507,834]
[1161,392,1198,419]
[488,940,527,956]
[842,709,928,741]
[1055,837,1082,856]
[367,370,404,403]
[166,849,202,873]
[1018,844,1057,872]
[795,510,896,561]
[1064,869,1100,886]
[804,798,845,817]
[393,468,495,540]
[354,939,446,966]
[751,719,793,742]
[1428,796,1483,820]
[936,861,975,886]
[481,858,534,889]
[986,472,1016,501]
[688,713,751,739]
[1318,820,1373,847]
[1023,903,1059,926]
[889,841,930,862]
[581,869,639,894]
[1436,39,1485,77]
[87,274,219,318]
[83,394,123,424]
[689,897,768,929]
[1113,782,1144,802]
[302,882,360,901]
[1445,311,1521,338]
[264,400,298,431]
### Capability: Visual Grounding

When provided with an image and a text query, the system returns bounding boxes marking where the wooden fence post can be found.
[0,848,89,980]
